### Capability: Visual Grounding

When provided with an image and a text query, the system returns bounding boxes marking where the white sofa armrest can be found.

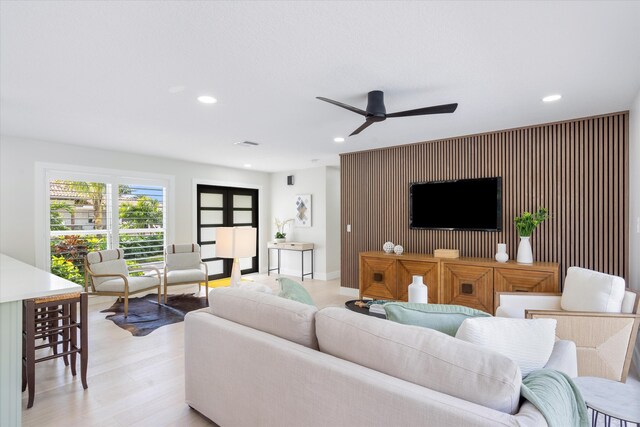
[495,293,562,318]
[544,340,578,378]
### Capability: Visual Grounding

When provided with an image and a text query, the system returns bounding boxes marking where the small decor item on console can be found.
[434,248,460,258]
[383,241,394,253]
[408,275,428,303]
[393,245,404,255]
[495,243,509,263]
[514,208,549,264]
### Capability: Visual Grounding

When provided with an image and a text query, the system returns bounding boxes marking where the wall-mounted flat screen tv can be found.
[410,177,502,231]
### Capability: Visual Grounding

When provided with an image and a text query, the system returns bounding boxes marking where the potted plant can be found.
[514,208,549,264]
[274,218,294,243]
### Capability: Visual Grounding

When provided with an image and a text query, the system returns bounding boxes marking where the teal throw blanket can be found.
[521,369,588,427]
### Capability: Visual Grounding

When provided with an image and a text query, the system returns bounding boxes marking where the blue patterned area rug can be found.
[101,293,208,336]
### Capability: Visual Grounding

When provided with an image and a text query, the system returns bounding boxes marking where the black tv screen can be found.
[410,177,502,231]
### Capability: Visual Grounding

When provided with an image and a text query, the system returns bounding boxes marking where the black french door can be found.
[196,185,259,280]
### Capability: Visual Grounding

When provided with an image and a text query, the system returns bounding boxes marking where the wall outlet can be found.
[347,224,351,232]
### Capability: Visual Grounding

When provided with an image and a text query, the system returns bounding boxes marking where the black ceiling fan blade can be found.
[386,103,458,118]
[316,97,367,116]
[349,120,375,136]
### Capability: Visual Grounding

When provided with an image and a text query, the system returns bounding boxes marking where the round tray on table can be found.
[344,300,387,319]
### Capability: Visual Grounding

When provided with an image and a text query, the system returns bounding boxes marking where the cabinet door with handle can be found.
[493,268,558,312]
[441,263,494,314]
[397,260,439,303]
[359,255,397,300]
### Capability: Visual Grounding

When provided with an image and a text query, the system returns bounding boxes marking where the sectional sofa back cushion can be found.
[208,287,318,349]
[315,307,522,415]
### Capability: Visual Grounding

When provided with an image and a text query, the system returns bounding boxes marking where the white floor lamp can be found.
[216,227,257,287]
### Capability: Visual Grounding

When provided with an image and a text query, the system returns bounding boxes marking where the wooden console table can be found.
[359,251,559,314]
[267,242,314,281]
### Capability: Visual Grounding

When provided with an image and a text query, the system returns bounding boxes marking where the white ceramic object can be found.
[393,245,404,255]
[517,236,533,264]
[274,238,286,243]
[495,243,508,263]
[383,241,394,253]
[408,275,428,303]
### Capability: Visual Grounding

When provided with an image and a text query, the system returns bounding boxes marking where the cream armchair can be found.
[164,244,209,304]
[496,266,639,382]
[84,248,161,317]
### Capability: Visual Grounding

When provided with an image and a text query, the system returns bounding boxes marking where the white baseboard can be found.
[339,287,359,297]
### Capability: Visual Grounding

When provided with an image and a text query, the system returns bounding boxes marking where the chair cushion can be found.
[165,244,201,270]
[561,267,625,313]
[315,307,522,414]
[87,248,124,264]
[89,258,129,287]
[455,317,557,377]
[166,243,200,254]
[95,275,160,293]
[165,269,206,284]
[383,302,491,336]
[209,287,318,349]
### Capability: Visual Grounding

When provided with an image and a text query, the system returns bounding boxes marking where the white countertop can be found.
[0,254,82,303]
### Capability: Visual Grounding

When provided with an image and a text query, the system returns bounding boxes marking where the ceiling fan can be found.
[316,90,458,136]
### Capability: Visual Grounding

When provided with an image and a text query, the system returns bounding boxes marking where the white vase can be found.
[495,243,509,263]
[516,236,533,264]
[408,275,428,303]
[393,245,404,255]
[383,241,394,253]
[274,238,286,243]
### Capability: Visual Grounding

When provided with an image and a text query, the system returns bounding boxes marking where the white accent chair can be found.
[84,248,161,317]
[164,244,209,304]
[496,266,640,382]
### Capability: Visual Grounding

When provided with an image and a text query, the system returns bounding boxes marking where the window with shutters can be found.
[48,178,167,284]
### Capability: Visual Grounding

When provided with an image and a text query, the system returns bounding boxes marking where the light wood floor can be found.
[21,275,640,427]
[21,274,351,427]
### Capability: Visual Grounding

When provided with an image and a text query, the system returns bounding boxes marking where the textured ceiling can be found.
[1,1,639,172]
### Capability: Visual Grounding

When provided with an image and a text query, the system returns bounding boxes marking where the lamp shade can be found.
[216,227,257,258]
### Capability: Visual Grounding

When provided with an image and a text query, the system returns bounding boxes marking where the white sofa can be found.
[185,288,578,427]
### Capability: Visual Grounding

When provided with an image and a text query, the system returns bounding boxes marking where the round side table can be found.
[573,376,640,426]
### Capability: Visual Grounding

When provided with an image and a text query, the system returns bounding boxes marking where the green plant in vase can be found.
[514,208,549,264]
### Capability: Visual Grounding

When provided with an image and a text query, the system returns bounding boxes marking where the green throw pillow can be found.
[383,303,491,336]
[277,277,315,306]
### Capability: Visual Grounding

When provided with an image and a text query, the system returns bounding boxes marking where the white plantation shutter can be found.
[48,179,166,282]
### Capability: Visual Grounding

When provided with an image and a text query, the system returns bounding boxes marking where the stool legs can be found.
[22,293,88,408]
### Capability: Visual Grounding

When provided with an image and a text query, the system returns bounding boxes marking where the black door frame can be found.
[196,185,259,280]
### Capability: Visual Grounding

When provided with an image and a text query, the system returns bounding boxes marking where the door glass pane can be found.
[201,210,223,225]
[205,260,224,275]
[233,195,252,208]
[201,244,216,259]
[201,227,216,242]
[239,257,253,270]
[233,210,252,224]
[201,193,223,208]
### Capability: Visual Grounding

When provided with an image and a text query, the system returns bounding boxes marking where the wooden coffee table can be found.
[573,376,640,426]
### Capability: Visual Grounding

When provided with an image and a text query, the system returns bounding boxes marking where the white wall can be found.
[0,135,271,271]
[630,89,640,370]
[269,166,340,280]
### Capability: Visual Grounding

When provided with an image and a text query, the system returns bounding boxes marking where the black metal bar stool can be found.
[22,292,88,408]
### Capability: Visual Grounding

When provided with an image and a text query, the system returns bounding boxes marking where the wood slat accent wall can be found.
[340,112,629,289]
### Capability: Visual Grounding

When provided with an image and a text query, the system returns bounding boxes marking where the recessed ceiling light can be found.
[197,95,217,104]
[334,137,345,143]
[542,94,562,103]
[243,164,252,168]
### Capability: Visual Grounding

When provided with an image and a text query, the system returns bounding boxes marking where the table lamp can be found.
[216,227,257,287]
